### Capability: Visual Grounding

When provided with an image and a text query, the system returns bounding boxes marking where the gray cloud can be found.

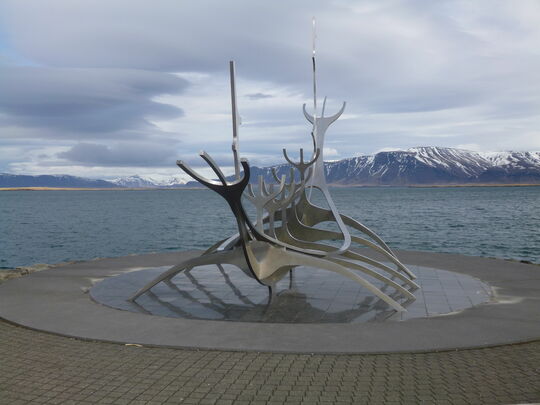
[0,66,188,136]
[57,142,179,167]
[246,93,274,100]
[4,0,538,115]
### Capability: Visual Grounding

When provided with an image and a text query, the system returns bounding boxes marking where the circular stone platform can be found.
[0,250,538,354]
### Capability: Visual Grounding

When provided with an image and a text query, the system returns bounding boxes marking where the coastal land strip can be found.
[1,183,539,191]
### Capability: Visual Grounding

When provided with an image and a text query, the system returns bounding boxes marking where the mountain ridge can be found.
[240,147,540,186]
[2,147,540,188]
[111,175,188,188]
[0,173,118,188]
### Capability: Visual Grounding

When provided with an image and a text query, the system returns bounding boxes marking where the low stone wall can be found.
[0,261,84,283]
[0,264,54,282]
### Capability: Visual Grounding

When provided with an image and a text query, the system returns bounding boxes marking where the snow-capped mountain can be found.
[112,175,188,188]
[2,147,539,188]
[156,176,189,187]
[112,175,158,188]
[248,147,540,186]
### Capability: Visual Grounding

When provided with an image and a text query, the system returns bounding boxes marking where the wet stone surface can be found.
[91,263,492,323]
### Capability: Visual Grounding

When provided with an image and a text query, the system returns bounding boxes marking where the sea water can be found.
[1,186,538,269]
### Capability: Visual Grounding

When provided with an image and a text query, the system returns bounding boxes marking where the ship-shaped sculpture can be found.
[130,29,419,311]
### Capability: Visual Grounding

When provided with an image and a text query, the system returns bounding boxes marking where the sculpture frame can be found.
[129,47,418,312]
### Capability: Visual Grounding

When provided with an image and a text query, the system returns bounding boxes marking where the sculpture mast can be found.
[309,17,317,199]
[312,17,317,122]
[230,61,241,180]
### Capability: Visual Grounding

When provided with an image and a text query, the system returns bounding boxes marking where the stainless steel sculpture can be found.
[129,31,418,311]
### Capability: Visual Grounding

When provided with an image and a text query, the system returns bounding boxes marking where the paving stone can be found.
[0,320,539,404]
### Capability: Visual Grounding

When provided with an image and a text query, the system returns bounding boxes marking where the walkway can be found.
[1,320,538,404]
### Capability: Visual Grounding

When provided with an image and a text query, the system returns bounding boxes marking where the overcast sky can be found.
[1,0,539,180]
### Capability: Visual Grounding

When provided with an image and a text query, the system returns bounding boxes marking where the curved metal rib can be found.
[245,175,286,233]
[287,201,415,279]
[129,248,246,301]
[275,217,418,289]
[302,100,346,126]
[273,221,416,297]
[282,148,320,181]
[176,159,222,188]
[199,151,228,185]
[242,243,406,312]
[292,197,415,279]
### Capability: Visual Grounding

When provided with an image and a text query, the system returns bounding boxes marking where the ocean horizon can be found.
[1,186,539,269]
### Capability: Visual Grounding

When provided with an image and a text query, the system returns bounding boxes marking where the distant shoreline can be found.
[407,183,540,188]
[1,184,539,191]
[0,187,206,191]
[349,183,540,188]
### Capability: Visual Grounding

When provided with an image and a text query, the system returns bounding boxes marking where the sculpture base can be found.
[90,264,490,323]
[0,250,538,353]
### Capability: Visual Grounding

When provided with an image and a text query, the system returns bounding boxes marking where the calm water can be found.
[1,187,539,269]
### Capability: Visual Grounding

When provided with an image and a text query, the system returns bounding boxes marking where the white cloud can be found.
[454,144,482,152]
[375,147,404,153]
[323,147,339,157]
